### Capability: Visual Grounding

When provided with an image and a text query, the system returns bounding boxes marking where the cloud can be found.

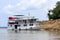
[47,0,60,10]
[0,5,14,14]
[16,0,47,10]
[0,0,48,14]
[1,0,60,15]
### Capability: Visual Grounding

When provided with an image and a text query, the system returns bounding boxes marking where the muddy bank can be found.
[39,19,60,30]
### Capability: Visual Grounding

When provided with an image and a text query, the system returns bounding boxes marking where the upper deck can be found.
[8,15,38,21]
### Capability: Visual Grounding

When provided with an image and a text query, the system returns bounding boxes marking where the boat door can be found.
[15,25,18,29]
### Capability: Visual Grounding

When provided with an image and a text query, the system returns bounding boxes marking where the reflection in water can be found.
[8,30,49,40]
[0,28,60,40]
[7,30,60,40]
[47,31,60,40]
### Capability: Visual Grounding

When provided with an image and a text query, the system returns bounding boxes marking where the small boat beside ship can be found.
[8,15,41,30]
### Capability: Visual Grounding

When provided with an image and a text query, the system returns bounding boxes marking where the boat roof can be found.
[14,15,24,16]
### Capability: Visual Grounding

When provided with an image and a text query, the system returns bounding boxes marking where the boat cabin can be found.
[8,15,40,30]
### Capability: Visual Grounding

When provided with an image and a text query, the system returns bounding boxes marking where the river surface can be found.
[0,28,60,40]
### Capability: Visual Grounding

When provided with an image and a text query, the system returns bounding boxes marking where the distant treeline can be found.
[0,27,7,28]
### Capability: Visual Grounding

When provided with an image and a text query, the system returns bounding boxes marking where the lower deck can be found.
[8,23,40,30]
[8,26,41,30]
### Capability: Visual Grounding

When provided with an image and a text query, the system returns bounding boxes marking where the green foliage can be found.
[48,1,60,20]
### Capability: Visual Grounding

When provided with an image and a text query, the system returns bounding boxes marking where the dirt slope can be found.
[39,19,60,29]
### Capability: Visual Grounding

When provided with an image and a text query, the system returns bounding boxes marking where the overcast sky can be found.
[0,0,60,27]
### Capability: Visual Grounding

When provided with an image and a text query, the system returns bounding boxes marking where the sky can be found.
[0,0,60,27]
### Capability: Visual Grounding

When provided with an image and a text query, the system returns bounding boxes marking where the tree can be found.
[48,1,60,20]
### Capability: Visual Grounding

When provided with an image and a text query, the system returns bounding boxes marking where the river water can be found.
[0,28,60,40]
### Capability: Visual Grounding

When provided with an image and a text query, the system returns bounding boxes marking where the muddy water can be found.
[0,28,60,40]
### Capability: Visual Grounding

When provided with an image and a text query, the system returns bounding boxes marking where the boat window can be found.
[24,24,27,26]
[17,25,20,26]
[15,22,18,24]
[10,25,12,27]
[29,19,36,23]
[34,19,36,21]
[8,22,15,24]
[31,19,36,21]
[29,19,33,23]
[23,20,27,23]
[29,24,33,26]
[18,20,22,22]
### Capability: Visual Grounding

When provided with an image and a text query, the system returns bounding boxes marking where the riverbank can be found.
[39,19,60,30]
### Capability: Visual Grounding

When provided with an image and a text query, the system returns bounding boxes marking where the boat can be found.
[7,15,41,30]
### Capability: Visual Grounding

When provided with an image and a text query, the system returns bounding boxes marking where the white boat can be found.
[7,15,41,30]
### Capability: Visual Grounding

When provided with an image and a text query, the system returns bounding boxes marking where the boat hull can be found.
[7,26,41,30]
